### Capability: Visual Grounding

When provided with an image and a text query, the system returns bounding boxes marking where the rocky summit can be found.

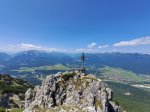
[24,71,120,112]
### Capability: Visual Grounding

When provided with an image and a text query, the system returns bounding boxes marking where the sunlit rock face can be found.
[24,71,120,112]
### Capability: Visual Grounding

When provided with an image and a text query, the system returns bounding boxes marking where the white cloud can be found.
[76,48,95,53]
[76,48,89,52]
[17,43,42,49]
[98,45,109,48]
[87,42,97,48]
[113,36,150,47]
[76,48,86,52]
[9,43,61,52]
[76,43,109,53]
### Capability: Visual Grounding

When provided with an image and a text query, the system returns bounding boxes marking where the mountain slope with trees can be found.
[0,74,33,110]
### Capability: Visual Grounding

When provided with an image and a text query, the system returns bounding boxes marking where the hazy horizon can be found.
[1,49,150,56]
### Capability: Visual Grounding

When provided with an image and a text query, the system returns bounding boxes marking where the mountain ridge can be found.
[1,50,150,74]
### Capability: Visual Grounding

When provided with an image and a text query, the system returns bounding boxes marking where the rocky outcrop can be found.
[24,71,120,112]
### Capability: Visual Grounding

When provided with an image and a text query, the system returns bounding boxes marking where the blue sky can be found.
[1,0,150,53]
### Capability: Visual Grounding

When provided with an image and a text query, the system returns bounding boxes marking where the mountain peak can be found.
[24,71,120,112]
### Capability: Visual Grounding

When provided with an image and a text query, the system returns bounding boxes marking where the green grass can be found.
[106,81,150,112]
[0,107,5,112]
[61,72,76,81]
[99,66,144,82]
[11,64,73,73]
[8,108,23,112]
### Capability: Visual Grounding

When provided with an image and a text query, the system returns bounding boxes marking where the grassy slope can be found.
[100,66,144,82]
[11,64,73,73]
[106,81,150,112]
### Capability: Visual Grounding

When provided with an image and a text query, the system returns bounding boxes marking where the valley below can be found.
[0,51,150,112]
[3,65,150,112]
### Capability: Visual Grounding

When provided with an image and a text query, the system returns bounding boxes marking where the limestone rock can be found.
[24,71,120,112]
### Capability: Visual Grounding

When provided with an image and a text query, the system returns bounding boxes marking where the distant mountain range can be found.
[1,50,150,74]
[0,53,11,63]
